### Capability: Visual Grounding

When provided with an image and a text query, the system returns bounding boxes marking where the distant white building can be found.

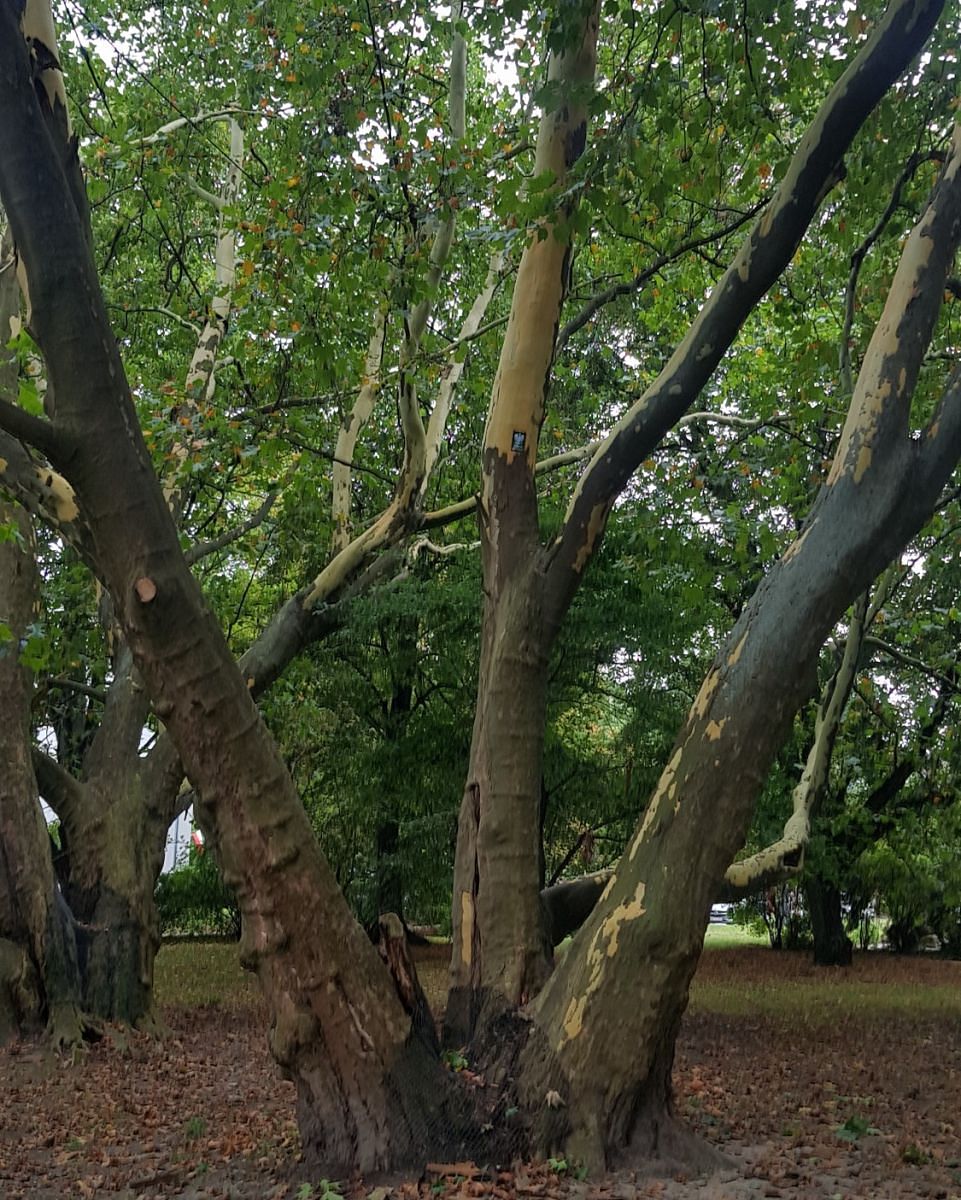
[163,807,193,873]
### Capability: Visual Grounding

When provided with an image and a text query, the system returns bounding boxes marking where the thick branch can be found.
[30,748,85,825]
[543,0,947,626]
[0,394,61,458]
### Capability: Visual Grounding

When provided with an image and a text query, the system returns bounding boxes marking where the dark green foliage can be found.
[155,848,241,940]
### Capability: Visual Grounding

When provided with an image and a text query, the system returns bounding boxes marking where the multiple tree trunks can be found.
[0,0,465,1174]
[1,0,960,1182]
[29,646,185,1028]
[450,0,960,1173]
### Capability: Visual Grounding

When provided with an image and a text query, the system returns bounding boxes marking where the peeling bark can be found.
[0,4,463,1172]
[447,1,601,1046]
[517,108,961,1171]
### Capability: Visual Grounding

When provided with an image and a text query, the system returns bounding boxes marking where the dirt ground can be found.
[0,947,959,1200]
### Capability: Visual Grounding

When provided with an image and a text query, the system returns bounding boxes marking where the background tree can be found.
[1,0,960,1180]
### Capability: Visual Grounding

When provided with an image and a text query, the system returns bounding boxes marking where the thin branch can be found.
[132,108,251,146]
[557,199,766,350]
[37,676,107,704]
[722,567,898,900]
[864,636,961,693]
[108,304,202,335]
[420,411,788,529]
[185,485,281,565]
[840,148,942,392]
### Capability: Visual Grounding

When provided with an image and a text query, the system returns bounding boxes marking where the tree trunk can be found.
[33,648,180,1028]
[375,818,404,924]
[62,783,168,1024]
[0,502,84,1046]
[806,877,853,967]
[0,12,465,1170]
[446,2,600,1046]
[446,574,554,1046]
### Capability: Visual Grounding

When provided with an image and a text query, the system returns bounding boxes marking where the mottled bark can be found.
[446,570,554,1046]
[516,105,961,1171]
[0,4,464,1172]
[447,1,601,1045]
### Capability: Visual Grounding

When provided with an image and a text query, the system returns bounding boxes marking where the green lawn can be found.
[155,940,257,1009]
[703,921,768,948]
[155,932,961,1028]
[153,924,769,1010]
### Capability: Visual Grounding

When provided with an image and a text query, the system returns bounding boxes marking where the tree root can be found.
[616,1110,734,1177]
[46,1003,103,1056]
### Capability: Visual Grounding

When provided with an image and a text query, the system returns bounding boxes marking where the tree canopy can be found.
[1,0,960,1179]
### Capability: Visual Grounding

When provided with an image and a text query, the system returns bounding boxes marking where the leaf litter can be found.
[0,947,958,1199]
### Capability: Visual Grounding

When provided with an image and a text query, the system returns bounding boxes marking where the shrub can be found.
[156,846,240,938]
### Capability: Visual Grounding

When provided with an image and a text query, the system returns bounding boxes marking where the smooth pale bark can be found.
[0,6,463,1173]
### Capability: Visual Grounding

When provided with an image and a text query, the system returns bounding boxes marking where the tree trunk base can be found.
[806,880,853,968]
[72,886,158,1026]
[0,937,41,1043]
[612,1108,733,1176]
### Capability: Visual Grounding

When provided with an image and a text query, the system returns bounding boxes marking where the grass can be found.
[155,940,257,1009]
[703,922,768,948]
[155,932,961,1028]
[689,973,961,1022]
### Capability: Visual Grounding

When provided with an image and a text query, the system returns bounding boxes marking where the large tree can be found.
[2,0,961,1178]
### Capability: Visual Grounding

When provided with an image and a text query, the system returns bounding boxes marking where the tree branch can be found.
[542,0,947,626]
[863,635,961,693]
[31,747,85,825]
[557,200,766,350]
[0,394,62,459]
[839,148,942,393]
[722,567,896,899]
[184,485,280,566]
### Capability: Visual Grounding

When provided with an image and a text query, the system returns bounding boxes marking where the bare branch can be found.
[133,108,250,146]
[557,200,766,351]
[185,486,280,566]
